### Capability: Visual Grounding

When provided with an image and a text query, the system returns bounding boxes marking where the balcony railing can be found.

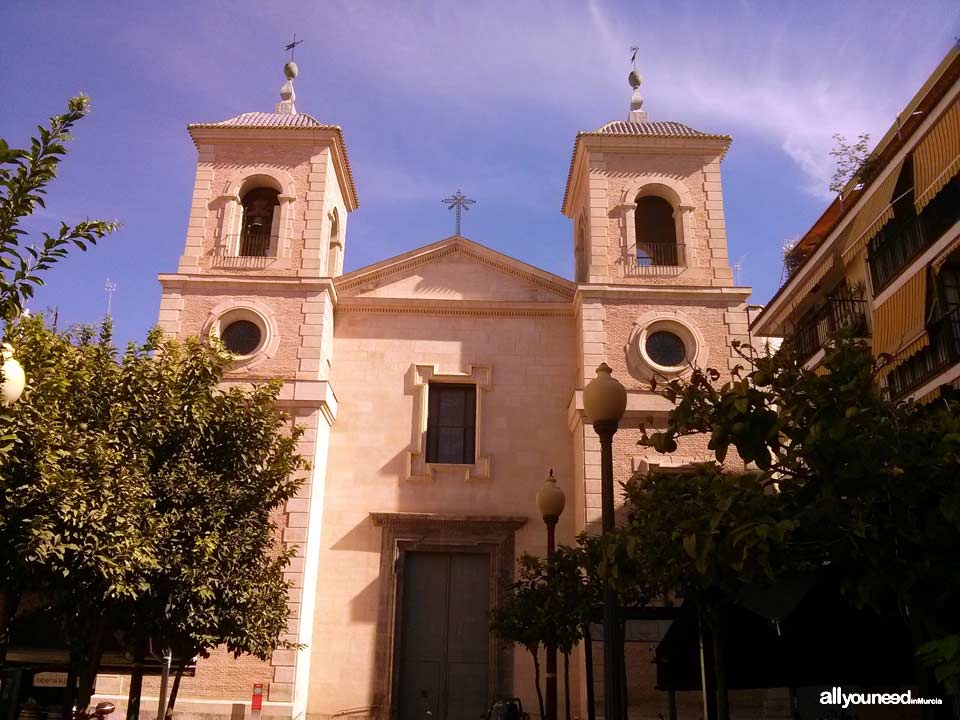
[887,305,960,399]
[868,177,960,291]
[627,243,684,270]
[793,291,870,364]
[239,231,272,257]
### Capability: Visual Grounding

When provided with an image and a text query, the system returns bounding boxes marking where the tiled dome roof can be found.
[594,120,730,139]
[188,111,337,129]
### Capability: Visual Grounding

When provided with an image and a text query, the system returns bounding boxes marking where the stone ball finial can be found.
[628,69,643,89]
[284,61,299,80]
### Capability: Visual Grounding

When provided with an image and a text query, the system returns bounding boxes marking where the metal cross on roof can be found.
[285,33,304,61]
[442,189,476,235]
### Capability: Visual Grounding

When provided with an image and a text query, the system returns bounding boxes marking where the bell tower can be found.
[562,67,752,514]
[155,60,358,718]
[562,64,753,720]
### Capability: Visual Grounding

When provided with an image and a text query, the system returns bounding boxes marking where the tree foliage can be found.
[0,95,118,324]
[608,335,960,699]
[0,315,308,712]
[829,132,874,196]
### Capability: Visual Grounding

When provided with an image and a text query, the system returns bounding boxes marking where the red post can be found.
[252,683,264,720]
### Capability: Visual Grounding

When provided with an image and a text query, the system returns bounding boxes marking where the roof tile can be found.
[188,112,336,129]
[593,120,730,139]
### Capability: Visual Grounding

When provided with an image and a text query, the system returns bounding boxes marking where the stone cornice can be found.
[219,378,338,424]
[158,273,338,302]
[562,132,730,216]
[337,296,574,318]
[369,512,528,530]
[574,284,751,307]
[187,126,359,211]
[567,388,677,431]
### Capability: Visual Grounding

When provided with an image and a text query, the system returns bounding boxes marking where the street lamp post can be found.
[1,344,26,405]
[536,469,566,720]
[583,363,627,720]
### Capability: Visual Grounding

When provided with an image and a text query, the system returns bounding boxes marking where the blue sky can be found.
[1,1,958,344]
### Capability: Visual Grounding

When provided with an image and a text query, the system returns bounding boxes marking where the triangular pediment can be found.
[336,236,575,302]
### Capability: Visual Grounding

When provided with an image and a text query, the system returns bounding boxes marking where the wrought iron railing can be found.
[628,243,684,268]
[239,230,272,257]
[792,289,869,363]
[868,177,960,291]
[887,305,960,399]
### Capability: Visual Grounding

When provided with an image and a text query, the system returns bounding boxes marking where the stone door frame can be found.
[369,513,527,720]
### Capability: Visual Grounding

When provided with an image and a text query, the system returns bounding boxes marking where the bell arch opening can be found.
[238,185,280,257]
[634,194,680,266]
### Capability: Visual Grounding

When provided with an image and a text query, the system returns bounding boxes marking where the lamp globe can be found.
[583,362,627,424]
[536,469,566,520]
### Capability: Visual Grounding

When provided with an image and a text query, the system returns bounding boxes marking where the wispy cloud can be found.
[289,0,958,198]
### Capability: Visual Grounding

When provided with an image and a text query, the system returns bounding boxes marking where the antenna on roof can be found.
[733,255,747,286]
[104,278,117,318]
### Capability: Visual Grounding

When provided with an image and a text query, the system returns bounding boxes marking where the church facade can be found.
[144,62,755,720]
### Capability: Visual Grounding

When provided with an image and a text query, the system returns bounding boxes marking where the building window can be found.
[576,216,588,282]
[221,320,262,356]
[239,187,279,257]
[327,208,341,275]
[645,330,686,367]
[425,383,476,464]
[635,195,679,266]
[211,307,271,360]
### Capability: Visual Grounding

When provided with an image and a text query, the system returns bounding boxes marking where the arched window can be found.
[239,187,279,257]
[575,216,588,282]
[327,208,341,275]
[635,195,679,266]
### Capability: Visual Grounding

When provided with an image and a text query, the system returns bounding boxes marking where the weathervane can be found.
[104,278,117,317]
[630,46,639,68]
[442,189,476,235]
[285,33,304,61]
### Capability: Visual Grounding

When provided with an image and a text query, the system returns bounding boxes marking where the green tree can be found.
[118,334,307,719]
[491,539,651,720]
[0,316,307,717]
[609,336,960,717]
[0,95,118,324]
[0,317,159,711]
[829,132,874,197]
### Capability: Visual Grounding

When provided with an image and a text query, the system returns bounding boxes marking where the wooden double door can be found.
[397,552,491,720]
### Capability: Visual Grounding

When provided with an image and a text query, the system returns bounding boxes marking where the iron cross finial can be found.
[630,46,639,69]
[442,189,476,235]
[285,33,304,61]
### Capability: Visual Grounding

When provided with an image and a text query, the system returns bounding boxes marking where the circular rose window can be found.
[221,319,262,356]
[645,330,686,368]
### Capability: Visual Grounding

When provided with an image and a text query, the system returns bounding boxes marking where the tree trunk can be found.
[63,667,78,720]
[125,636,146,720]
[75,614,107,713]
[562,652,571,720]
[530,646,546,720]
[707,606,730,720]
[583,624,595,720]
[0,587,20,667]
[165,662,185,719]
[620,618,629,713]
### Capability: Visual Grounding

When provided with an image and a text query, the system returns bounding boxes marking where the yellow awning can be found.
[915,386,941,405]
[841,158,905,265]
[914,99,960,213]
[931,234,960,274]
[873,268,929,377]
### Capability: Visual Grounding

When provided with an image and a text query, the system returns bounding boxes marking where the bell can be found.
[248,216,264,230]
